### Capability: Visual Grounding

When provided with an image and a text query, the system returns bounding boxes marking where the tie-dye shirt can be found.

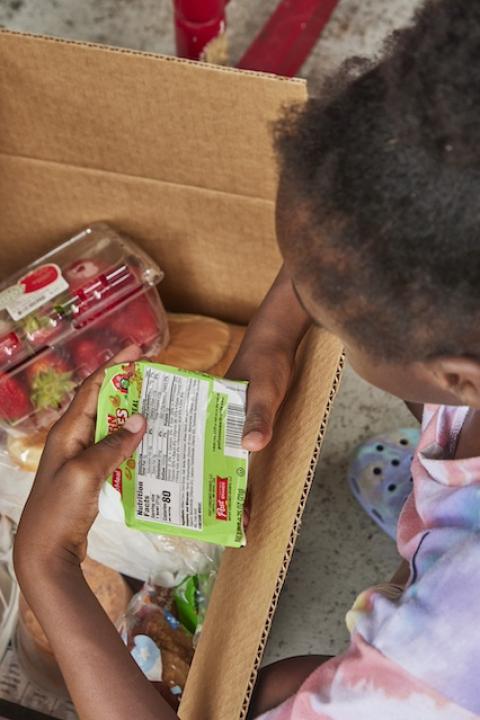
[258,404,480,720]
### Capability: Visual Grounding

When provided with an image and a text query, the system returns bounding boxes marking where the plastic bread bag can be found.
[86,519,222,587]
[119,584,195,710]
[0,440,221,586]
[119,552,219,710]
[96,360,249,548]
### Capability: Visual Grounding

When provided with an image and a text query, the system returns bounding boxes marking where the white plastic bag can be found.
[0,449,217,586]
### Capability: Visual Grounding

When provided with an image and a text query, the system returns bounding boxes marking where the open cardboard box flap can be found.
[0,31,343,720]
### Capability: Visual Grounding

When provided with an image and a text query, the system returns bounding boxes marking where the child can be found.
[14,0,480,718]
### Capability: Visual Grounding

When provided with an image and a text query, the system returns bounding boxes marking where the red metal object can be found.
[237,0,340,77]
[173,0,227,60]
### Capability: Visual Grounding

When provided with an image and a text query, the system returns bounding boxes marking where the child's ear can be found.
[426,356,480,407]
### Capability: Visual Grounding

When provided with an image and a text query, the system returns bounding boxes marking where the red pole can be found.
[173,0,226,61]
[237,0,340,77]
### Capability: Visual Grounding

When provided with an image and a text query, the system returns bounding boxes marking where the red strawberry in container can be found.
[64,258,104,292]
[110,292,160,349]
[69,333,121,378]
[26,352,76,411]
[22,311,64,350]
[67,263,137,330]
[0,330,23,368]
[0,373,32,425]
[69,336,104,377]
[0,318,24,369]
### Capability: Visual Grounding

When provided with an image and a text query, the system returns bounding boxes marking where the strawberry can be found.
[68,264,136,329]
[65,259,103,291]
[22,312,64,349]
[110,294,160,348]
[26,352,76,410]
[0,331,22,368]
[0,373,32,423]
[69,335,110,377]
[26,352,72,385]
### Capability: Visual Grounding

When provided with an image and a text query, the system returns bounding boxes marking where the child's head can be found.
[275,0,480,408]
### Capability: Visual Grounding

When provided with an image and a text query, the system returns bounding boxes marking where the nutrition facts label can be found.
[136,367,208,530]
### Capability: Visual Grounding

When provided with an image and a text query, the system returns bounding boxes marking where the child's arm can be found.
[19,564,176,720]
[227,265,311,451]
[14,346,177,720]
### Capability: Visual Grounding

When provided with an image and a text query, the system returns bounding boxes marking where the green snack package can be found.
[95,361,248,548]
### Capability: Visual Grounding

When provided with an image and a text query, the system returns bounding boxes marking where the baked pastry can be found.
[153,313,231,371]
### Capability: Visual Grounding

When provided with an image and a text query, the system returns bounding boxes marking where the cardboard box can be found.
[0,30,343,720]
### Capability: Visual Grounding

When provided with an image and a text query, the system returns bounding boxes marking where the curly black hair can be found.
[275,0,480,362]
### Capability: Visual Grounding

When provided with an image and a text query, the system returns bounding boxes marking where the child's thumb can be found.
[242,396,276,452]
[78,414,146,484]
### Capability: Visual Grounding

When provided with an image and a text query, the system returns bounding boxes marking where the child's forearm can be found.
[20,563,177,720]
[227,264,311,451]
[233,264,311,360]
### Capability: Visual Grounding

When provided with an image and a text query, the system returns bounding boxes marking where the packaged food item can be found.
[0,443,223,585]
[119,583,195,710]
[96,361,248,548]
[0,224,169,438]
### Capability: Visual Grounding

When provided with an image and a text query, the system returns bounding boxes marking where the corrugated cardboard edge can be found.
[0,28,305,84]
[179,331,343,720]
[240,353,345,718]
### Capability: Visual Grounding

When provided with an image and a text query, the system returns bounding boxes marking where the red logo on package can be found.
[112,372,130,395]
[216,476,229,521]
[20,264,59,293]
[112,468,123,494]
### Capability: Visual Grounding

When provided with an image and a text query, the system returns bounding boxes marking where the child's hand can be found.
[227,343,294,452]
[227,265,311,452]
[14,345,146,581]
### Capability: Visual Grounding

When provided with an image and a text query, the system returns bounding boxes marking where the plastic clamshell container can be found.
[0,223,169,435]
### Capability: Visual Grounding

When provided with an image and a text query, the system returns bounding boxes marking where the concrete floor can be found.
[0,0,420,664]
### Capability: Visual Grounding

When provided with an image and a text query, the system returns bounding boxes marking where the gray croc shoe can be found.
[348,427,420,539]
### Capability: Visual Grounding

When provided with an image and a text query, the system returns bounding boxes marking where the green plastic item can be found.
[95,361,249,547]
[174,577,199,634]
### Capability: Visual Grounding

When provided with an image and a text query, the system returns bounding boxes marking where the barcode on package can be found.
[224,402,246,456]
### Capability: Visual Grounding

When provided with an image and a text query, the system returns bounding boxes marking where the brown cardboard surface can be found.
[0,155,280,323]
[180,332,343,720]
[0,30,344,720]
[0,30,303,200]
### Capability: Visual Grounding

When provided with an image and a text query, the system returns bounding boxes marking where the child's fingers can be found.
[242,379,281,452]
[65,414,146,491]
[44,345,142,468]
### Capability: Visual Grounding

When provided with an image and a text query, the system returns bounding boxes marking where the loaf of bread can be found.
[152,313,232,370]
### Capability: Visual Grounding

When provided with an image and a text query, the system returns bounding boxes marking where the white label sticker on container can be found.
[135,366,209,530]
[0,263,69,321]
